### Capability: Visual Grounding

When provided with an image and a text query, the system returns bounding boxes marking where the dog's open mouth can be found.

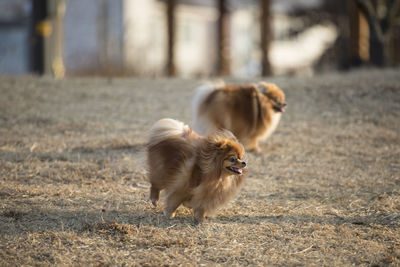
[226,166,243,174]
[273,105,286,112]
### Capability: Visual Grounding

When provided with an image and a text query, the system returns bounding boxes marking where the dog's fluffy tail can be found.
[191,80,224,135]
[147,118,190,148]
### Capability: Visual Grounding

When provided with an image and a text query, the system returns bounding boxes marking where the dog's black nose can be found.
[242,161,247,167]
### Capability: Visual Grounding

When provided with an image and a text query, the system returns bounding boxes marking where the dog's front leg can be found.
[150,186,160,207]
[194,207,205,223]
[164,194,185,218]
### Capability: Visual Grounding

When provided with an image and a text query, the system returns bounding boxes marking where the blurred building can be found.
[1,0,398,77]
[0,0,31,74]
[0,0,65,77]
[64,0,219,77]
[64,0,337,77]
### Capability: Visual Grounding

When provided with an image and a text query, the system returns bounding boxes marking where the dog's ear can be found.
[257,83,268,94]
[202,139,226,156]
[214,140,228,150]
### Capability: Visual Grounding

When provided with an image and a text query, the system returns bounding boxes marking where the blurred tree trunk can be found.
[31,0,47,74]
[217,0,230,75]
[349,1,362,64]
[260,0,272,76]
[166,0,176,76]
[51,0,66,78]
[349,0,370,65]
[355,0,400,66]
[31,0,65,78]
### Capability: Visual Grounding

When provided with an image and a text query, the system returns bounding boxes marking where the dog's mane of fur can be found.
[147,118,245,220]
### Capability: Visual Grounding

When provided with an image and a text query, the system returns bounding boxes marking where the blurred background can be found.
[0,0,399,78]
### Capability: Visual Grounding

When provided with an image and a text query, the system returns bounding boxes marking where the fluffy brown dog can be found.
[192,81,286,152]
[147,118,247,222]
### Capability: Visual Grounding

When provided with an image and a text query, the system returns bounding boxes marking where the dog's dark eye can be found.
[274,97,280,104]
[229,157,236,162]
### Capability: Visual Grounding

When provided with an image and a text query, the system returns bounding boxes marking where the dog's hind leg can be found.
[164,194,186,218]
[249,139,260,152]
[243,137,260,152]
[150,185,160,207]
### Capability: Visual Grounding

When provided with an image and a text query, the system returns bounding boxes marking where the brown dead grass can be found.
[0,70,399,266]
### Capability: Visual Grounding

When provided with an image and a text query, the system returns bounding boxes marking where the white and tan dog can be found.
[192,81,286,152]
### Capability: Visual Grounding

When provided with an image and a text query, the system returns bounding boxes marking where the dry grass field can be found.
[0,69,399,266]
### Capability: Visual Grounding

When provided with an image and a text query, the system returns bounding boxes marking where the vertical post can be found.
[52,0,66,78]
[217,0,230,76]
[31,0,47,74]
[260,0,272,76]
[166,0,176,76]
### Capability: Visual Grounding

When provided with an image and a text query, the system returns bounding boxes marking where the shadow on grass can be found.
[0,143,144,163]
[2,204,399,237]
[216,213,400,228]
[71,143,144,154]
[0,206,198,237]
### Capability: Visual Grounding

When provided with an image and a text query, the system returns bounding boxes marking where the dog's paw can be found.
[247,145,261,153]
[163,210,176,218]
[194,209,206,223]
[205,214,216,220]
[194,216,205,224]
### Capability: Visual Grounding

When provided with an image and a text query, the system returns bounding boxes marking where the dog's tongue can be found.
[233,167,242,174]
